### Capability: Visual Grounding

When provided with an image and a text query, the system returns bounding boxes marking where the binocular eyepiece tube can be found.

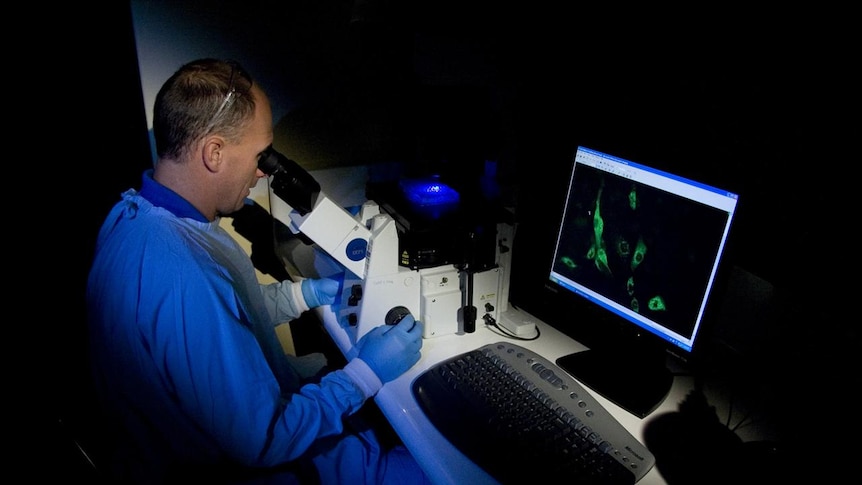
[258,146,321,216]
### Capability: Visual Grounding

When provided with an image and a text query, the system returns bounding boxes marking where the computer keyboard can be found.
[411,342,656,484]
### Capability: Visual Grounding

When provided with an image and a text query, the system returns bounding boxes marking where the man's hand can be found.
[357,315,423,383]
[301,278,340,308]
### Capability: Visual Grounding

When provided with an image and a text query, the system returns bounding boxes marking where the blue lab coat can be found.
[86,170,426,484]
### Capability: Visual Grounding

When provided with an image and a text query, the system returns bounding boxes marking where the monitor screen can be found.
[551,146,739,354]
[511,145,740,417]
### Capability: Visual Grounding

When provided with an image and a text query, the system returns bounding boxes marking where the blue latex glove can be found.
[301,278,340,308]
[357,315,423,383]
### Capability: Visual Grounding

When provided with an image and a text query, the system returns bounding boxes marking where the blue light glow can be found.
[398,178,461,220]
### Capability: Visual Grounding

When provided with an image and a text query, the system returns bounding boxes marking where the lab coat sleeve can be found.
[105,224,367,469]
[259,279,310,325]
[157,261,370,468]
[87,194,381,476]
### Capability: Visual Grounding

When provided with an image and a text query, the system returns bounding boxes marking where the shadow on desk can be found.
[643,389,792,484]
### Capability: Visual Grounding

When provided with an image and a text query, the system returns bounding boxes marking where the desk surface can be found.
[277,237,685,484]
[314,303,690,485]
[280,233,694,485]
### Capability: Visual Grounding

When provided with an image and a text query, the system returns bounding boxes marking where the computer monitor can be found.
[511,145,740,417]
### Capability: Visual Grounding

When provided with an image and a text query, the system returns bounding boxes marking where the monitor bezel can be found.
[508,143,743,416]
[548,146,739,356]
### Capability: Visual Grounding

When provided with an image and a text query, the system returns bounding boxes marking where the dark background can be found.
[42,1,855,481]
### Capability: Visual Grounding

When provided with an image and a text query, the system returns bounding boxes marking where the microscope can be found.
[258,146,514,345]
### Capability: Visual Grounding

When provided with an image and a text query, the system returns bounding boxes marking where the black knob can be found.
[385,306,412,325]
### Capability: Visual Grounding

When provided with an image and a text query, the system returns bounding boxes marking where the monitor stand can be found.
[556,345,673,418]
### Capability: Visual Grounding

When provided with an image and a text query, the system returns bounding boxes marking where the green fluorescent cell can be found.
[648,295,666,311]
[593,185,604,241]
[591,185,611,275]
[631,236,647,271]
[616,237,630,258]
[595,247,611,275]
[593,212,604,241]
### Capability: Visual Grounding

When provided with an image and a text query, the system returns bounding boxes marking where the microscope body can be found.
[269,184,425,341]
[354,213,422,340]
[261,148,509,345]
[344,208,509,342]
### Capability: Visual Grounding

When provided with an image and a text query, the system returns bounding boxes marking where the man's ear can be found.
[201,136,225,173]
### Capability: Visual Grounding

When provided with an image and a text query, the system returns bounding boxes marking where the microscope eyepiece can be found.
[258,146,321,215]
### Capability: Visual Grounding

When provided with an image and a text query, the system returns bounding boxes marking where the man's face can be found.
[218,84,272,216]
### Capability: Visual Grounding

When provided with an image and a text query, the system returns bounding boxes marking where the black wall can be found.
[49,2,152,477]
[509,9,856,457]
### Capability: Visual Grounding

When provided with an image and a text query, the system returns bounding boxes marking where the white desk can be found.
[313,299,692,485]
[277,231,692,485]
[274,234,686,484]
[274,218,692,484]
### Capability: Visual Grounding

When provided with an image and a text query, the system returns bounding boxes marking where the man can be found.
[86,58,428,484]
